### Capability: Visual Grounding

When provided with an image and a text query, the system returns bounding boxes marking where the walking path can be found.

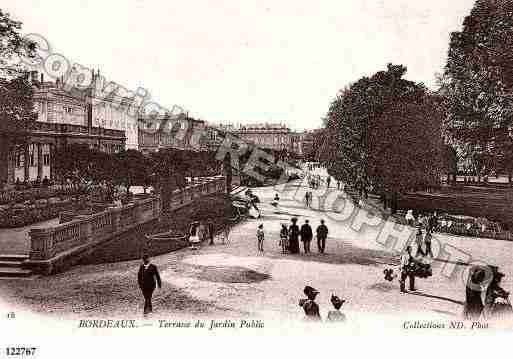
[1,171,512,327]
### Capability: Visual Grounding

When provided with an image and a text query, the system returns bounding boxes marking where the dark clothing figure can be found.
[316,224,328,253]
[138,263,162,314]
[463,267,486,320]
[424,232,433,257]
[300,223,313,254]
[208,221,215,245]
[300,286,321,321]
[299,299,321,320]
[288,224,300,254]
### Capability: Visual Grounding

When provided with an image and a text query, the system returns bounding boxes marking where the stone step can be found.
[0,261,23,268]
[0,254,29,262]
[0,267,33,278]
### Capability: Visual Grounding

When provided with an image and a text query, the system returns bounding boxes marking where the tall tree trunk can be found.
[391,192,398,215]
[0,143,8,186]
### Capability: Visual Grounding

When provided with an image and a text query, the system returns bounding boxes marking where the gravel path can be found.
[1,175,513,325]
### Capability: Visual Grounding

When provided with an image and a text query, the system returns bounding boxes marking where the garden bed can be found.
[80,194,242,265]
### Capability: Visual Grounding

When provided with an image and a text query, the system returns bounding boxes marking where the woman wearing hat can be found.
[299,286,321,321]
[189,221,201,250]
[327,294,347,322]
[288,218,300,254]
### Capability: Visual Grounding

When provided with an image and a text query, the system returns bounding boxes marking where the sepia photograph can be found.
[1,0,513,357]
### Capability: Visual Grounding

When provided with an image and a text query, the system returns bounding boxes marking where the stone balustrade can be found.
[26,176,225,274]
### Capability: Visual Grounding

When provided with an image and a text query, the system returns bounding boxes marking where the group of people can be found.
[189,219,229,249]
[414,226,434,258]
[308,174,322,189]
[13,175,52,190]
[404,210,438,231]
[299,285,347,322]
[464,265,512,320]
[258,218,329,254]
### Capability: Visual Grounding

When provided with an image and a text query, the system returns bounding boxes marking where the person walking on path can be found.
[280,223,289,254]
[415,227,425,257]
[299,286,321,321]
[399,246,416,293]
[316,219,329,254]
[424,229,433,258]
[138,254,162,315]
[257,224,265,252]
[300,219,313,254]
[326,176,331,188]
[288,218,300,254]
[208,219,215,245]
[271,193,280,213]
[304,191,311,208]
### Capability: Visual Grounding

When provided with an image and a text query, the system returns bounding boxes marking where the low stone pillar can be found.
[29,228,54,260]
[110,208,121,236]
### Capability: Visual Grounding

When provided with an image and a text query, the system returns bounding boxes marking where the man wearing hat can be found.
[300,219,313,254]
[399,246,416,293]
[138,254,162,315]
[299,286,321,320]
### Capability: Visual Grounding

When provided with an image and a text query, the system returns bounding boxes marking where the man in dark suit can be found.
[316,219,329,254]
[138,254,162,315]
[300,219,313,254]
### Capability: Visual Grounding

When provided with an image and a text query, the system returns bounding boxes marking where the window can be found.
[29,145,36,167]
[64,106,73,114]
[43,154,50,166]
[16,152,24,168]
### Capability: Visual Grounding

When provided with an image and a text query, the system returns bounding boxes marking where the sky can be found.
[4,0,475,130]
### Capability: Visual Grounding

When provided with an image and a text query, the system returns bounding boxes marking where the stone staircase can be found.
[0,254,33,279]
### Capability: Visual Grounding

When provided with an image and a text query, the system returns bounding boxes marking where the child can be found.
[327,294,346,322]
[299,286,321,321]
[257,224,264,252]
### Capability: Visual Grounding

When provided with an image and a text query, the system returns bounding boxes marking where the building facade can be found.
[3,72,126,185]
[234,123,292,152]
[138,114,207,154]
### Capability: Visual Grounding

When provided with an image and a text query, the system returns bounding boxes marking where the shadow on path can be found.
[268,240,398,267]
[409,291,464,306]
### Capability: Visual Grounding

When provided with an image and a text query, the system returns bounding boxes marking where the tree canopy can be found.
[323,63,443,210]
[442,0,513,179]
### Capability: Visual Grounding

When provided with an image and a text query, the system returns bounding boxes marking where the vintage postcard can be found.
[1,0,512,357]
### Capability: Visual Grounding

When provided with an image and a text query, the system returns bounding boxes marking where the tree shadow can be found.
[268,239,398,267]
[408,291,464,306]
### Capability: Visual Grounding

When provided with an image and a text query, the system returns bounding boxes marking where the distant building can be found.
[234,123,293,152]
[138,113,207,154]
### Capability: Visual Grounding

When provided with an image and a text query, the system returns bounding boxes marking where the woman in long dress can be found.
[189,221,201,250]
[288,218,300,254]
[463,266,486,320]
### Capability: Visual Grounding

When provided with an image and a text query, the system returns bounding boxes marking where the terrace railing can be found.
[28,177,225,262]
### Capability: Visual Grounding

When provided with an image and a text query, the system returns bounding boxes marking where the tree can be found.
[114,149,151,196]
[323,64,443,212]
[0,10,37,185]
[443,0,513,181]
